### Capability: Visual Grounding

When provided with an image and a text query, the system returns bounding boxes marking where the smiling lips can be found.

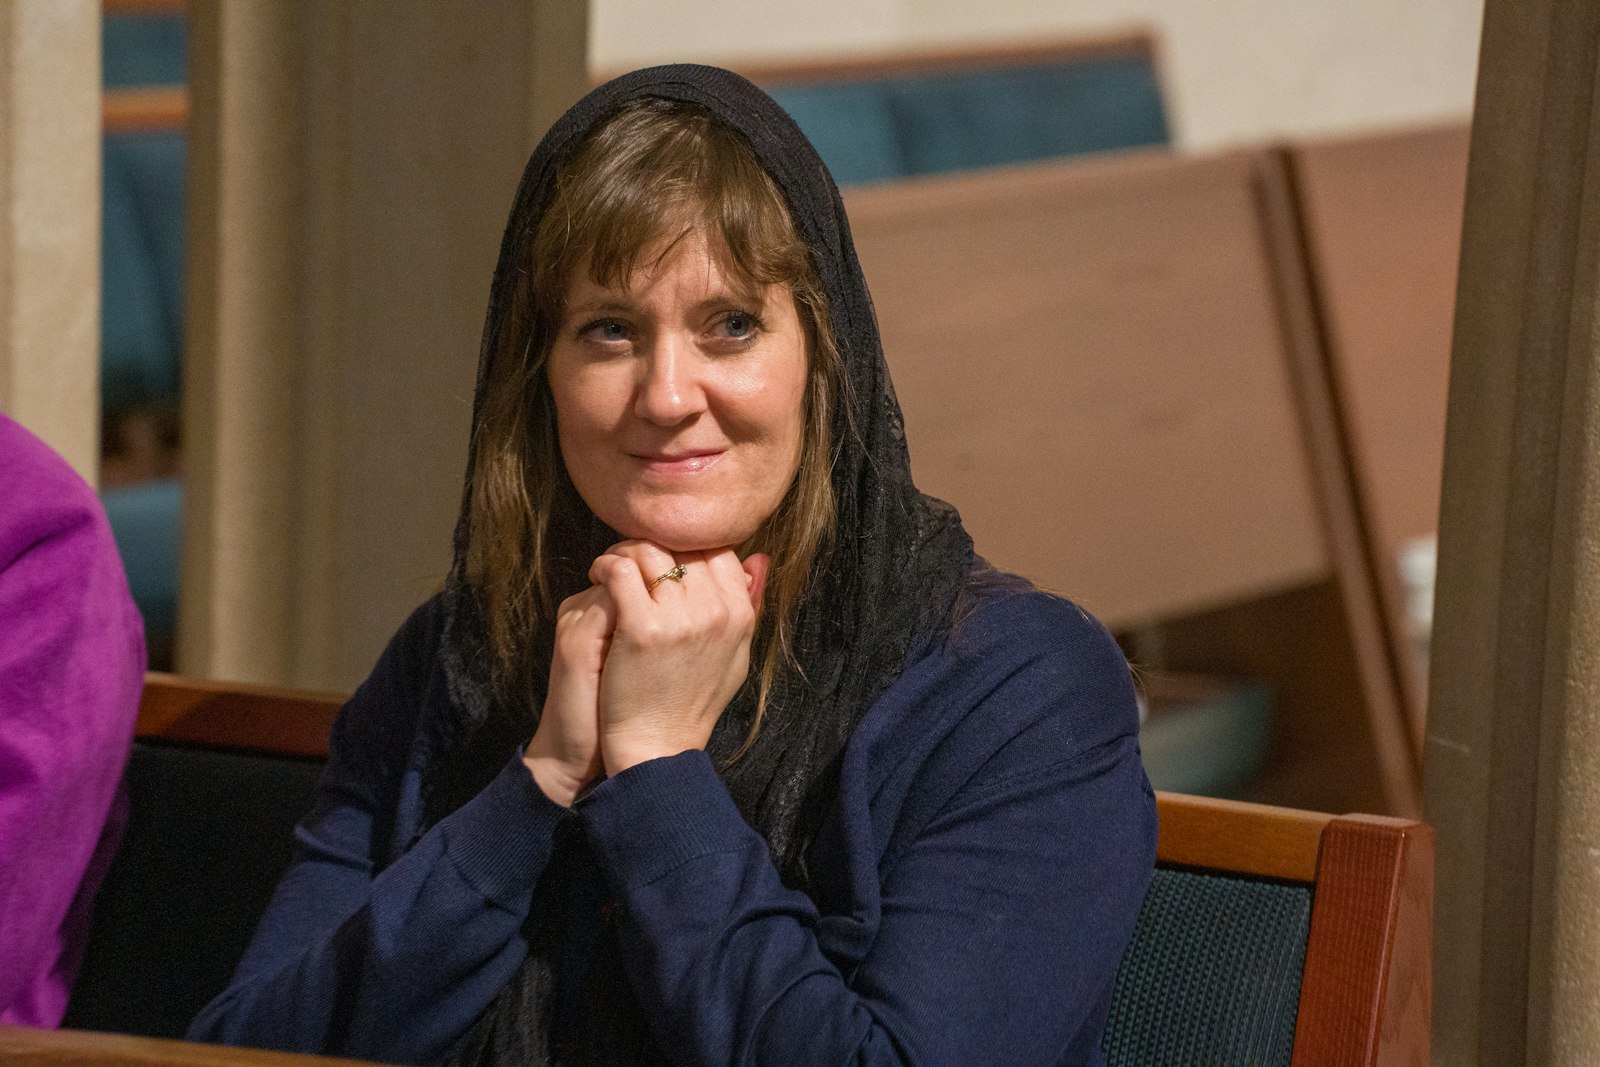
[633,449,726,475]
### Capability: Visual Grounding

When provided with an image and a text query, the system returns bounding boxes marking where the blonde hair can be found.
[465,96,842,755]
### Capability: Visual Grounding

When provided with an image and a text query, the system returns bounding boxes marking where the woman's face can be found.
[547,230,809,552]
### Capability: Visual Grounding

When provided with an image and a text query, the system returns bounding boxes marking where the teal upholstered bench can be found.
[751,35,1170,186]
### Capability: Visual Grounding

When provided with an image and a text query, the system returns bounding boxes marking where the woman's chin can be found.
[612,521,755,555]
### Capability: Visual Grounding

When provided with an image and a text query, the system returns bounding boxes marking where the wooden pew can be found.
[66,675,1429,1063]
[1288,124,1471,737]
[0,1025,385,1066]
[844,149,1420,815]
[62,679,343,1038]
[1114,791,1432,1065]
[103,0,189,134]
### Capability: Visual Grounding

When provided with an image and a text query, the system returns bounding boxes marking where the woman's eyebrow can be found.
[566,298,638,317]
[692,286,767,312]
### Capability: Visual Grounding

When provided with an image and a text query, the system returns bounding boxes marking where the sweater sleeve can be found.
[580,600,1156,1067]
[0,420,144,1027]
[187,607,571,1065]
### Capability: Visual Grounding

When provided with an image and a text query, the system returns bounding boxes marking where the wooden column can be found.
[0,0,100,481]
[1425,0,1600,1061]
[180,1,587,689]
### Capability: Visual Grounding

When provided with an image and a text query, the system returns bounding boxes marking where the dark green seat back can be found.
[1100,866,1312,1067]
[63,742,324,1039]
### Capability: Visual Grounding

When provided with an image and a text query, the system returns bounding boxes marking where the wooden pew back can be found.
[0,1025,386,1066]
[65,677,1429,1064]
[844,146,1422,815]
[844,150,1331,630]
[63,678,343,1039]
[1114,793,1433,1066]
[1289,124,1471,729]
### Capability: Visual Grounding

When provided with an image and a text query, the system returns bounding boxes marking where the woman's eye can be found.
[580,318,631,344]
[717,311,760,341]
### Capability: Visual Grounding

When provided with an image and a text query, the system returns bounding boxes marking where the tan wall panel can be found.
[0,0,100,481]
[181,1,588,690]
[1426,0,1600,1060]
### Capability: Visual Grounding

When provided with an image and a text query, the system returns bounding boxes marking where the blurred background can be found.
[86,0,1484,818]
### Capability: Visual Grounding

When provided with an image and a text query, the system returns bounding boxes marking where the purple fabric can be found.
[0,414,144,1027]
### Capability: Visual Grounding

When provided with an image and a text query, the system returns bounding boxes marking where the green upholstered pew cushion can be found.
[886,56,1169,177]
[766,82,907,186]
[767,53,1169,188]
[63,742,324,1039]
[1101,866,1311,1067]
[103,132,186,412]
[103,10,187,89]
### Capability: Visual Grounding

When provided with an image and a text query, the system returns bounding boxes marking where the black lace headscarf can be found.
[426,65,974,1065]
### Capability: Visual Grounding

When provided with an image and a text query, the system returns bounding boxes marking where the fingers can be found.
[591,551,657,620]
[551,585,617,675]
[588,541,761,630]
[741,553,770,614]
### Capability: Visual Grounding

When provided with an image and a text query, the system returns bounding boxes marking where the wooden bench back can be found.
[105,676,1433,1064]
[0,1024,387,1066]
[1152,792,1432,1065]
[844,149,1331,630]
[1289,124,1470,734]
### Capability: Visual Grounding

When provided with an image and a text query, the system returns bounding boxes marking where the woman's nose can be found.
[633,335,707,426]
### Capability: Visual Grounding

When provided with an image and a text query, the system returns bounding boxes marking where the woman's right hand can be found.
[523,584,616,807]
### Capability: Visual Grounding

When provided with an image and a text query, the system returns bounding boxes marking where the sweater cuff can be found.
[580,749,758,890]
[438,754,568,909]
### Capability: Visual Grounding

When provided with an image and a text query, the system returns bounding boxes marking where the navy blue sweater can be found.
[189,588,1155,1065]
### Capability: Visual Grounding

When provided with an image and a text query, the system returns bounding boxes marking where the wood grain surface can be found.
[845,149,1331,631]
[1155,790,1330,882]
[137,672,345,758]
[1291,815,1433,1066]
[1290,125,1470,726]
[104,87,188,133]
[0,1026,386,1067]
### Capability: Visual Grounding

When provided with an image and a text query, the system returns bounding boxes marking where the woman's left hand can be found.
[588,541,768,775]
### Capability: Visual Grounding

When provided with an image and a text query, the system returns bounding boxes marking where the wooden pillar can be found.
[180,1,587,689]
[0,0,100,481]
[1425,0,1600,1061]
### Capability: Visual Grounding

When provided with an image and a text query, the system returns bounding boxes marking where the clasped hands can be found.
[523,541,770,807]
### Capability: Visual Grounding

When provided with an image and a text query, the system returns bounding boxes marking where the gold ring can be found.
[648,563,687,591]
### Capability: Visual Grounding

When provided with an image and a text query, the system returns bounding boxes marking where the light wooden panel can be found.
[104,86,189,132]
[1155,791,1327,881]
[137,671,344,757]
[845,150,1330,630]
[1291,125,1470,723]
[0,1025,384,1066]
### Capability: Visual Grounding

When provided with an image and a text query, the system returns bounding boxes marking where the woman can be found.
[190,65,1155,1066]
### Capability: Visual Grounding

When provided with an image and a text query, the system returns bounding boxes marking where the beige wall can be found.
[591,0,1483,150]
[180,1,588,691]
[0,0,99,482]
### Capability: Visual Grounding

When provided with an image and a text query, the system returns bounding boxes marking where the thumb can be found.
[742,553,771,614]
